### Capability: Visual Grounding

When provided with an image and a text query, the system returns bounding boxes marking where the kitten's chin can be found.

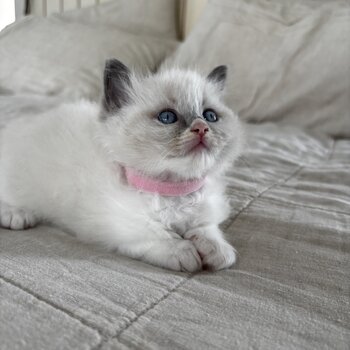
[186,142,209,155]
[183,137,211,155]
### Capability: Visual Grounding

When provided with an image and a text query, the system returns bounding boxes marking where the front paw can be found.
[168,240,202,272]
[189,235,236,271]
[143,239,202,272]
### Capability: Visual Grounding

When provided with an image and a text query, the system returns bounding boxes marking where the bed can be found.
[0,1,349,349]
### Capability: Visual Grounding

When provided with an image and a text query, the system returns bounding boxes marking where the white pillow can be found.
[58,0,178,39]
[0,4,177,100]
[167,0,350,137]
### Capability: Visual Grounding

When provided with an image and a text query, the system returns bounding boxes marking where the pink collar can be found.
[124,167,205,196]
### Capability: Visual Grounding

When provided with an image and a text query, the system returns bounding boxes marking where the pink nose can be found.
[191,120,209,136]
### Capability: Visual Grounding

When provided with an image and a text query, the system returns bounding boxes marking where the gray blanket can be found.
[0,96,349,349]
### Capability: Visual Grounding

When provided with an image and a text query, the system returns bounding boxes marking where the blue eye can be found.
[158,110,178,124]
[203,109,218,122]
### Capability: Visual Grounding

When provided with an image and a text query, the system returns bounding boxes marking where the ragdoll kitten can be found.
[0,59,244,271]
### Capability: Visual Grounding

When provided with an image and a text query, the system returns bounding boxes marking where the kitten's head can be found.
[100,59,243,180]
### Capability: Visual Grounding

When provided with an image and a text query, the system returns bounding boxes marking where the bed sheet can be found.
[0,98,349,349]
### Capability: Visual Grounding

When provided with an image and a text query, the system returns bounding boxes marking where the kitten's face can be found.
[102,60,243,180]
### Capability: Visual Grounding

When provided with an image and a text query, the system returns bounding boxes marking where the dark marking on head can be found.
[103,59,132,114]
[207,65,227,91]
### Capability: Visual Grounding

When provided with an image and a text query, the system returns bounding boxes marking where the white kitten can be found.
[0,60,244,271]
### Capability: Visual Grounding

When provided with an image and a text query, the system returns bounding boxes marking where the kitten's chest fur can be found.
[147,192,206,235]
[137,182,226,237]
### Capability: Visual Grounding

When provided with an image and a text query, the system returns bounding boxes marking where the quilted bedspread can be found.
[0,97,349,349]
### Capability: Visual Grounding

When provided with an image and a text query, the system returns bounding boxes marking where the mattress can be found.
[1,96,349,349]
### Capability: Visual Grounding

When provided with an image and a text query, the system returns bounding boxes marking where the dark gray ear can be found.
[103,59,132,113]
[207,65,227,91]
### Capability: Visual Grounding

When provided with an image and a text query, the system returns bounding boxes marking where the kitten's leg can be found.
[0,201,38,230]
[120,238,202,272]
[184,225,236,271]
[63,210,202,272]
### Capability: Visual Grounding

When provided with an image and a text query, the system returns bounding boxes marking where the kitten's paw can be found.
[190,235,236,271]
[0,203,37,230]
[145,240,202,272]
[169,240,202,272]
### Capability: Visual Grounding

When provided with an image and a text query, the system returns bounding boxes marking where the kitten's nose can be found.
[191,120,209,137]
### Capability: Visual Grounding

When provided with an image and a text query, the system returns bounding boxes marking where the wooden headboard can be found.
[26,0,110,17]
[179,0,207,39]
[25,0,207,39]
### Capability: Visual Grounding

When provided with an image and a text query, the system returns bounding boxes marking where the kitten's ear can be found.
[103,59,132,113]
[207,65,227,91]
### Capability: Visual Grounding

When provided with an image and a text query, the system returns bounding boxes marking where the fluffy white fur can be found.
[0,64,244,271]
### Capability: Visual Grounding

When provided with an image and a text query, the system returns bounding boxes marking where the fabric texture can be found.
[166,0,350,137]
[0,6,177,100]
[0,108,349,348]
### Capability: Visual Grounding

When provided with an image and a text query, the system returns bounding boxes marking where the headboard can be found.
[179,0,207,38]
[26,0,110,17]
[25,0,207,39]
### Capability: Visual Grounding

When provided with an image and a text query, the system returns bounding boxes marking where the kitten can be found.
[0,59,244,271]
